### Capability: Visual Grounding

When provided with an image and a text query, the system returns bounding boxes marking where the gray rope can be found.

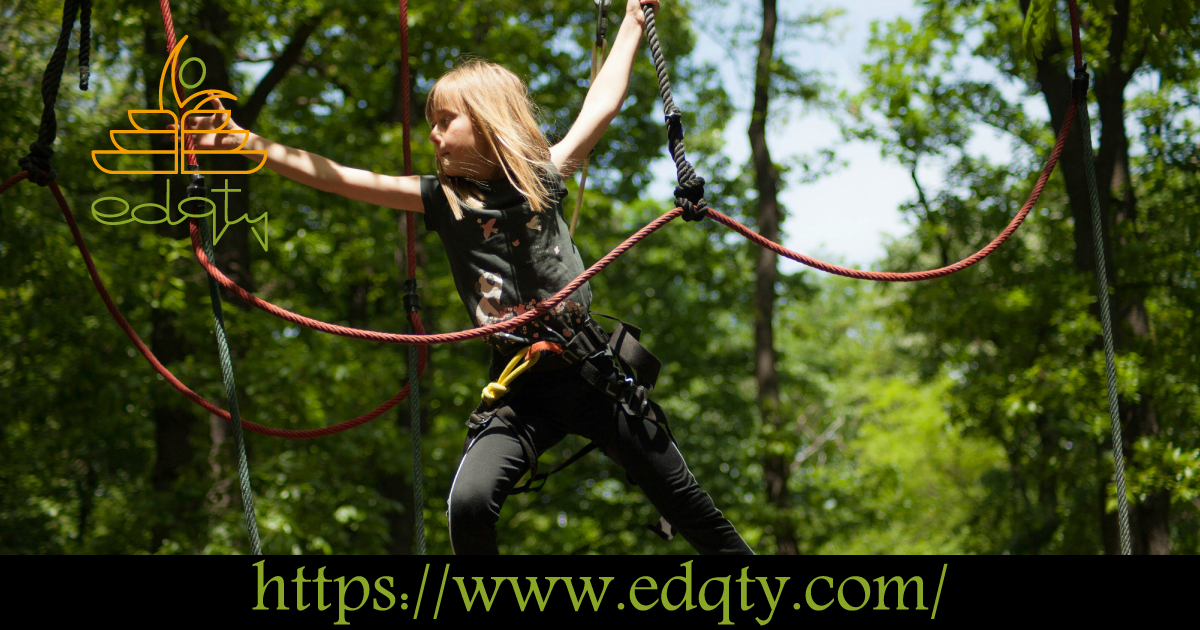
[407,340,426,555]
[193,179,263,556]
[1075,68,1132,555]
[641,4,708,221]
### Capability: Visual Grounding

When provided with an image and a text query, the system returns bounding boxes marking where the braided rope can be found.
[1067,0,1131,555]
[79,0,91,90]
[18,0,83,186]
[711,98,1077,281]
[195,210,262,554]
[154,0,262,554]
[183,208,679,343]
[640,3,708,221]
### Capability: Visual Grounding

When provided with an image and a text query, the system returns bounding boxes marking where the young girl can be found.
[182,0,751,555]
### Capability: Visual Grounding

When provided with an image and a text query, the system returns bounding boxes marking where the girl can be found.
[181,0,751,555]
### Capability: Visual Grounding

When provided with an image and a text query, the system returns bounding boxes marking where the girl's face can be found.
[429,106,499,180]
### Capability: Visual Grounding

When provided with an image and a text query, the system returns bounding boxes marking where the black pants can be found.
[448,363,752,555]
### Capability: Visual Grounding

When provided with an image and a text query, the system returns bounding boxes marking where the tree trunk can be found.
[1023,0,1167,554]
[748,0,796,555]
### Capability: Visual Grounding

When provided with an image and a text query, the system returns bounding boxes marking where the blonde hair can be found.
[425,59,555,220]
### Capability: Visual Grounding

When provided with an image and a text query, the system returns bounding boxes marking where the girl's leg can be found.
[447,406,566,555]
[582,395,753,555]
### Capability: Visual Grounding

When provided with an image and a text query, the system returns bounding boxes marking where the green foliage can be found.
[6,0,1196,557]
[857,0,1200,553]
[1022,0,1055,61]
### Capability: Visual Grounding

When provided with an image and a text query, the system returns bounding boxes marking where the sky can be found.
[652,0,933,272]
[642,0,1054,274]
[237,0,1035,271]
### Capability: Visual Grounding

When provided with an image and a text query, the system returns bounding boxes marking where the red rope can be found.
[0,172,415,438]
[712,98,1078,282]
[2,0,1086,438]
[183,208,680,343]
[1067,0,1084,70]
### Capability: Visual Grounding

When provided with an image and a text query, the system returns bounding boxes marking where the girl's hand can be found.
[626,0,661,29]
[166,96,247,151]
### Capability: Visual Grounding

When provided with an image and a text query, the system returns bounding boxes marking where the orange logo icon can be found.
[91,35,266,175]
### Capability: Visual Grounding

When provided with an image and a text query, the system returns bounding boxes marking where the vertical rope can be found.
[157,0,261,554]
[640,2,708,221]
[1075,74,1133,556]
[1067,0,1131,556]
[19,0,89,186]
[399,0,427,555]
[569,0,611,237]
[197,209,264,556]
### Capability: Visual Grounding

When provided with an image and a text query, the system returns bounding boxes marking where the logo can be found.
[90,36,268,250]
[91,35,266,175]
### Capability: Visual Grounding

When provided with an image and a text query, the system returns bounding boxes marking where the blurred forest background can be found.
[1,0,1197,555]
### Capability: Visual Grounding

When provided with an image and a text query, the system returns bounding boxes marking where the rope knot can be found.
[481,382,510,405]
[674,176,708,222]
[18,141,56,186]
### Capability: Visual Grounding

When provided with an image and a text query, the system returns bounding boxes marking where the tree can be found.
[852,0,1200,554]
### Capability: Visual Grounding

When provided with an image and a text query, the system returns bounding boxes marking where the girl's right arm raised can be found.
[176,97,424,213]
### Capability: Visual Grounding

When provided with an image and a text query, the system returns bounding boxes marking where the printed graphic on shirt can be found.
[479,217,498,239]
[474,271,504,324]
[526,215,541,231]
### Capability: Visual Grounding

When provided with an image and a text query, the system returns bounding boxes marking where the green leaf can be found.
[1141,0,1167,34]
[1022,0,1056,62]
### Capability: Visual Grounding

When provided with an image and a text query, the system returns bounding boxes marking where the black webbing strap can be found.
[512,442,599,495]
[463,402,600,495]
[462,315,671,494]
[601,318,661,388]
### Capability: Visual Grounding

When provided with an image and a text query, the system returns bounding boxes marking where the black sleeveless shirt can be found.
[420,172,593,360]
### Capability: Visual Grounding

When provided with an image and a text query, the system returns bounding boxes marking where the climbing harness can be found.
[5,0,1132,553]
[568,0,612,237]
[462,315,671,495]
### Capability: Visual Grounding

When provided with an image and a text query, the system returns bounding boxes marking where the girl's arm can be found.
[550,0,659,179]
[176,98,424,212]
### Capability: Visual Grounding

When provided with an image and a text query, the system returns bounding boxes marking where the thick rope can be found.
[711,98,1077,281]
[1067,0,1131,555]
[19,0,91,186]
[640,2,707,221]
[154,0,262,554]
[398,0,427,556]
[196,208,263,555]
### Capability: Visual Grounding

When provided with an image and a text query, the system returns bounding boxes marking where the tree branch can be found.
[239,14,324,128]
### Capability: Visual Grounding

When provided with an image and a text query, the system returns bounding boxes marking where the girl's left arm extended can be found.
[550,0,660,179]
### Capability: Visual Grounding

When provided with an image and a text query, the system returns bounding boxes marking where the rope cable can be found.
[155,0,263,554]
[1067,0,1132,555]
[398,0,427,556]
[569,0,611,237]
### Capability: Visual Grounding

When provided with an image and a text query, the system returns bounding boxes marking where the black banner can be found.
[11,555,1185,624]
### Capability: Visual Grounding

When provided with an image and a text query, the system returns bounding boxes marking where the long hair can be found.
[425,59,554,220]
